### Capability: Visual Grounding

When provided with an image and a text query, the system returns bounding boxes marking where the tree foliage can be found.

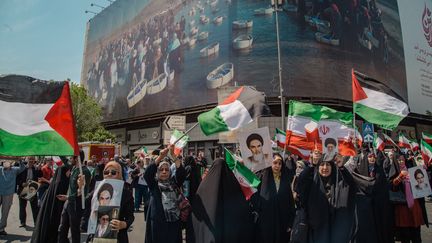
[70,83,115,142]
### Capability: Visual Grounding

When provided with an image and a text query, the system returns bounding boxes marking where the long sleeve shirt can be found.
[0,162,25,195]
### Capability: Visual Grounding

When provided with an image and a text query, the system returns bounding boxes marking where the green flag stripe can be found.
[198,107,229,136]
[288,100,352,125]
[354,103,404,130]
[225,149,261,188]
[0,129,74,156]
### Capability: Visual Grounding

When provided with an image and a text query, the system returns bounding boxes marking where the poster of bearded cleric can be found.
[82,0,417,121]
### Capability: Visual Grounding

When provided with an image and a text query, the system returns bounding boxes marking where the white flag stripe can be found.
[287,116,354,139]
[0,100,54,136]
[219,100,253,130]
[357,87,409,116]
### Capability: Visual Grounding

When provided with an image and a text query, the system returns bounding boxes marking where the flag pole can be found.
[77,157,85,209]
[172,122,199,145]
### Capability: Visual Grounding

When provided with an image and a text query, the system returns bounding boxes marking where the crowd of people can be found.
[0,141,430,243]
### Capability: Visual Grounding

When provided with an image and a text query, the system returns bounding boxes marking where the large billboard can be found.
[82,0,417,122]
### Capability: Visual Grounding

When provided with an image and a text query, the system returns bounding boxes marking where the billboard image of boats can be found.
[82,0,408,121]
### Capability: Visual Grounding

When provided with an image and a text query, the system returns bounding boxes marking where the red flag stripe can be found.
[352,69,368,102]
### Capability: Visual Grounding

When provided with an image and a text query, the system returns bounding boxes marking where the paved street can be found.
[0,194,431,243]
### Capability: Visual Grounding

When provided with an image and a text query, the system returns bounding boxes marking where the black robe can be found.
[31,165,70,243]
[192,159,255,243]
[296,164,357,243]
[253,166,295,243]
[350,153,394,243]
[144,163,186,243]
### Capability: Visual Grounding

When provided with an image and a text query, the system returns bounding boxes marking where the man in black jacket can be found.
[16,157,42,227]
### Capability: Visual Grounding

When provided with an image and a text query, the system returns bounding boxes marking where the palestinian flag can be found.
[275,128,286,149]
[398,133,411,149]
[373,133,385,151]
[421,140,432,166]
[422,132,432,144]
[170,129,189,156]
[225,148,260,200]
[0,75,78,156]
[286,100,359,160]
[352,70,409,130]
[198,86,270,136]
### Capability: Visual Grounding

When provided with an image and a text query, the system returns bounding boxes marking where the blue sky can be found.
[0,0,106,83]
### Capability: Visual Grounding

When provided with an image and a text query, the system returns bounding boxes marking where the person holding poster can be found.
[389,155,428,243]
[238,127,273,172]
[409,166,432,199]
[84,161,135,243]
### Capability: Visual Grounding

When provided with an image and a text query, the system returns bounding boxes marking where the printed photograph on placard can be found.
[238,126,272,172]
[93,206,120,243]
[88,179,124,234]
[408,166,432,199]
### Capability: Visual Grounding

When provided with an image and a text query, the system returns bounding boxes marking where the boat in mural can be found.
[206,63,234,89]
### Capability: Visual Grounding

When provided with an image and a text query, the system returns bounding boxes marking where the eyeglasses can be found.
[103,170,118,176]
[158,168,169,172]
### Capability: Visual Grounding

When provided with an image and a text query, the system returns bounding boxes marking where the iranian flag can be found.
[352,70,409,130]
[225,148,260,200]
[134,146,148,158]
[198,86,270,136]
[410,140,419,151]
[373,133,385,151]
[382,133,399,148]
[0,75,79,156]
[422,132,432,144]
[275,128,286,149]
[286,100,359,160]
[421,140,432,166]
[398,133,411,149]
[170,129,189,156]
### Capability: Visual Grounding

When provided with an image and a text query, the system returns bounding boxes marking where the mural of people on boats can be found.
[82,0,407,121]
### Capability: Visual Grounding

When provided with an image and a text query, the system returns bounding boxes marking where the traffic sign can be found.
[362,123,374,143]
[163,115,186,130]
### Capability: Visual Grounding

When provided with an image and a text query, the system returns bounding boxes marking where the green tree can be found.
[70,83,115,142]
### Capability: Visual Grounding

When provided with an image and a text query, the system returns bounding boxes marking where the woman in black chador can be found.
[296,155,357,243]
[252,153,295,243]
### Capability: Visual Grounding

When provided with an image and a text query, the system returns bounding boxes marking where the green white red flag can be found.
[225,148,261,200]
[352,70,409,130]
[134,146,148,158]
[422,132,432,144]
[373,133,385,151]
[0,75,79,156]
[382,133,399,148]
[410,140,419,151]
[170,129,189,156]
[398,133,411,149]
[275,128,286,149]
[198,86,270,136]
[421,140,432,166]
[286,100,360,160]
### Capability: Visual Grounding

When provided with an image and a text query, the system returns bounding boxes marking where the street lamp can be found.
[91,3,106,10]
[271,0,285,130]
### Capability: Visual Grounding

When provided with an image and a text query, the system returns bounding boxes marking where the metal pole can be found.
[274,6,285,130]
[173,122,199,145]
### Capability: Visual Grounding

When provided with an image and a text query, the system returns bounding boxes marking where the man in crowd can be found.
[57,156,91,243]
[0,160,25,235]
[38,158,54,203]
[16,157,42,227]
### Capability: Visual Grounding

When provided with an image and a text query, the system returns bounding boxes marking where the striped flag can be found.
[421,140,432,166]
[225,148,261,200]
[398,133,411,149]
[373,133,385,151]
[170,129,190,156]
[352,70,409,130]
[0,75,78,156]
[198,86,270,136]
[382,133,399,148]
[275,128,286,149]
[409,140,419,151]
[422,132,432,144]
[286,100,359,160]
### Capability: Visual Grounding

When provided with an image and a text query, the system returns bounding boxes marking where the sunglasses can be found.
[103,170,118,176]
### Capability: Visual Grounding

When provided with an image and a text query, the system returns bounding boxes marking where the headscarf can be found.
[157,161,181,222]
[104,161,123,180]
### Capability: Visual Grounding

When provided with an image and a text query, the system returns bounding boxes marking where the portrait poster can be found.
[408,166,432,199]
[19,180,40,201]
[238,127,273,172]
[88,179,124,234]
[93,206,120,243]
